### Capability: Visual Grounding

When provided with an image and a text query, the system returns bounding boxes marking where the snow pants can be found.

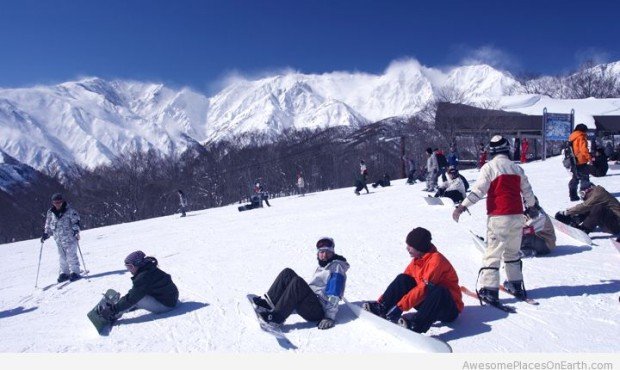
[481,215,524,288]
[55,238,80,275]
[379,274,458,333]
[521,234,551,256]
[425,170,437,190]
[568,164,590,198]
[580,204,620,234]
[265,268,324,324]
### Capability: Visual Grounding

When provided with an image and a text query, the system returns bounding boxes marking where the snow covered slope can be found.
[0,156,618,353]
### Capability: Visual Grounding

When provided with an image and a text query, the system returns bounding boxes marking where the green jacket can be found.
[114,260,179,313]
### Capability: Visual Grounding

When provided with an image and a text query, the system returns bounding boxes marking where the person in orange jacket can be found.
[568,124,591,201]
[363,227,463,333]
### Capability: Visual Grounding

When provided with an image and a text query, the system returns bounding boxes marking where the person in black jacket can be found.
[99,251,179,322]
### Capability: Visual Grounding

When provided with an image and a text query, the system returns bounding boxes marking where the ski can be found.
[460,286,516,313]
[246,294,297,350]
[499,285,539,305]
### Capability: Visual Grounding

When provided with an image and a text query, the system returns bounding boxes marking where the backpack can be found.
[562,141,576,170]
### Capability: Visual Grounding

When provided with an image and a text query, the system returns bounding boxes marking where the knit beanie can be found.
[316,237,335,253]
[406,227,432,253]
[124,250,147,267]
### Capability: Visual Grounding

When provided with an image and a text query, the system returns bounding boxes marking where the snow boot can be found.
[362,301,387,318]
[503,280,527,300]
[477,288,500,305]
[57,273,69,283]
[69,272,81,282]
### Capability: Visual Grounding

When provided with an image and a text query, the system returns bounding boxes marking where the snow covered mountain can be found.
[0,60,520,180]
[0,59,618,181]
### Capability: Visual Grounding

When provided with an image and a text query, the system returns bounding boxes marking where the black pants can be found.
[379,274,459,333]
[265,268,324,324]
[521,234,551,255]
[581,204,620,234]
[434,189,464,204]
[568,164,590,198]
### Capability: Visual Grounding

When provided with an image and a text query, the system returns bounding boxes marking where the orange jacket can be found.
[397,245,464,313]
[569,130,590,165]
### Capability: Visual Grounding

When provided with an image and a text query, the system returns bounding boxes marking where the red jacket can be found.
[396,245,464,313]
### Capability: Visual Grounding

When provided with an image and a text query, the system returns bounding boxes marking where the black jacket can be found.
[114,260,179,312]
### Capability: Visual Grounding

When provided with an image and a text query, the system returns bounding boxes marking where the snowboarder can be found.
[250,237,349,330]
[521,199,556,257]
[372,173,391,188]
[354,173,369,195]
[446,146,459,168]
[452,135,538,303]
[434,167,466,204]
[568,124,591,201]
[360,160,368,181]
[590,148,608,177]
[556,183,620,235]
[423,147,438,192]
[177,189,188,217]
[41,193,82,282]
[520,138,529,163]
[435,148,448,183]
[477,143,487,170]
[362,227,463,333]
[254,180,271,207]
[96,251,179,324]
[404,156,417,184]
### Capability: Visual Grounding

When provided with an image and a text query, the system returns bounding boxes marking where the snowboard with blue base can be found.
[87,289,120,335]
[246,294,297,350]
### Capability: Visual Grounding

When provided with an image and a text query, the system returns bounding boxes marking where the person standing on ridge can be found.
[177,189,188,217]
[41,193,82,282]
[452,135,538,304]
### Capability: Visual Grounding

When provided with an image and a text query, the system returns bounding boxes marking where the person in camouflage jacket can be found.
[41,193,82,282]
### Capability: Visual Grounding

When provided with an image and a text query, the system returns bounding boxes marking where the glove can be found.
[524,207,539,219]
[523,226,535,236]
[73,230,80,240]
[40,233,49,243]
[317,318,335,330]
[452,205,467,223]
[385,305,403,323]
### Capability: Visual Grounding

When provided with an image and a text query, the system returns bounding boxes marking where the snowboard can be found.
[344,298,452,353]
[246,294,296,350]
[423,196,444,205]
[611,238,620,253]
[87,289,120,335]
[550,217,592,245]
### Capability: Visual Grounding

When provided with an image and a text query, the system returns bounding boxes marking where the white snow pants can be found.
[480,214,524,288]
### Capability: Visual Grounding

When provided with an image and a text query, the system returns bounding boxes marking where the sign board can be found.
[544,112,573,141]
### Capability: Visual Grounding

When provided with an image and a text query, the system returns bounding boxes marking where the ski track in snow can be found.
[0,156,618,353]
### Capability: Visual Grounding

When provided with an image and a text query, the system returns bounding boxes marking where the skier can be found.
[423,148,438,192]
[250,237,349,330]
[296,173,305,196]
[452,135,538,302]
[97,250,179,323]
[568,124,591,201]
[41,193,82,282]
[521,199,556,257]
[556,183,620,235]
[434,167,466,204]
[177,189,187,217]
[363,227,463,333]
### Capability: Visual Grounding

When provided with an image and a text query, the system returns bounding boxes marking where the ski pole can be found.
[35,241,44,288]
[77,240,88,274]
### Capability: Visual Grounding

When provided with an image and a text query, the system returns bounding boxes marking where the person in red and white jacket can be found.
[452,135,538,303]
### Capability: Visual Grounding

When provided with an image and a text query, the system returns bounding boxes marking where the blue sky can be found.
[1,0,618,92]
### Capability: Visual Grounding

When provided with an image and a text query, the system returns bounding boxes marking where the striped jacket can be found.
[461,154,536,215]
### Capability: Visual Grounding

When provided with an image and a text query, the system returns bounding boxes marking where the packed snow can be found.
[0,155,618,353]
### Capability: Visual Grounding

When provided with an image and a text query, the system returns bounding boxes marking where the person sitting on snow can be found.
[372,173,391,188]
[555,183,620,235]
[98,251,179,323]
[521,199,556,257]
[362,227,463,333]
[434,167,466,204]
[250,237,349,330]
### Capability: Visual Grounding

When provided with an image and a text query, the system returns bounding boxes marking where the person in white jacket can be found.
[424,147,439,192]
[434,167,466,203]
[250,237,349,330]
